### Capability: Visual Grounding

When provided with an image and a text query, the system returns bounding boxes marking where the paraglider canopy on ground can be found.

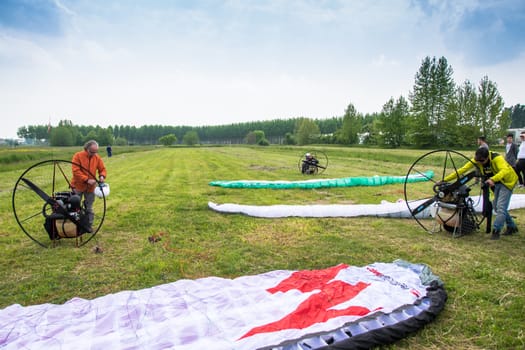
[0,260,446,350]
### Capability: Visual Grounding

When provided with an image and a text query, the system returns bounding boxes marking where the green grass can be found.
[0,145,524,349]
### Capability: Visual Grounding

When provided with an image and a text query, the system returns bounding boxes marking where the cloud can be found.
[0,0,523,139]
[416,0,525,64]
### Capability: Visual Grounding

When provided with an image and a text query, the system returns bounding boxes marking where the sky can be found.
[0,0,524,139]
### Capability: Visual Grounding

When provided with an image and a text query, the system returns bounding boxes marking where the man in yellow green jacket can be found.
[444,147,518,240]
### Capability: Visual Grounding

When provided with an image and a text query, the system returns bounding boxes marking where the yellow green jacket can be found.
[443,151,517,190]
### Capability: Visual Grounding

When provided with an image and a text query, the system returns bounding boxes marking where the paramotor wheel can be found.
[297,150,328,175]
[12,159,106,248]
[403,149,485,236]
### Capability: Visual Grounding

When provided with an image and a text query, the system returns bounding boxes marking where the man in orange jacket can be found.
[71,140,107,233]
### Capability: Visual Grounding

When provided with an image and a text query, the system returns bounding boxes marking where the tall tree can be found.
[183,131,200,145]
[408,56,455,147]
[96,128,115,147]
[159,134,177,146]
[444,80,478,147]
[377,96,409,148]
[244,131,257,145]
[360,112,380,145]
[49,126,75,146]
[477,76,508,142]
[17,125,49,141]
[508,104,525,128]
[295,118,320,145]
[336,103,362,144]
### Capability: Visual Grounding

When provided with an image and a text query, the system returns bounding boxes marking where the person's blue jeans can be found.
[492,183,516,231]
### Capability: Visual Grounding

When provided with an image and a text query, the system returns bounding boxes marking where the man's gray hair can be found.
[84,140,99,151]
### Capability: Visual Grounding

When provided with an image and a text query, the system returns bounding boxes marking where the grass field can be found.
[0,145,524,349]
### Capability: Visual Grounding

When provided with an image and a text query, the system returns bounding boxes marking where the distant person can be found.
[515,132,525,188]
[106,145,112,157]
[71,140,107,233]
[443,147,518,239]
[477,136,489,149]
[505,133,518,166]
[301,153,319,174]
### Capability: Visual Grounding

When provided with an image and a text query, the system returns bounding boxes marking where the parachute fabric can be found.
[208,194,525,218]
[209,170,434,189]
[0,261,445,350]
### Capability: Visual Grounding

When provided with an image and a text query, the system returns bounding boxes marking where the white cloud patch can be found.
[0,0,523,138]
[0,34,62,70]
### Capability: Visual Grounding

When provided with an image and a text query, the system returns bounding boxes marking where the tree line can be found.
[16,56,524,148]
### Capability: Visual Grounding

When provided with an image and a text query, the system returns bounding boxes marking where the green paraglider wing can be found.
[209,170,434,189]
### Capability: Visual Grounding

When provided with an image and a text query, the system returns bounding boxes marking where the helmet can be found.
[305,153,311,157]
[94,183,110,198]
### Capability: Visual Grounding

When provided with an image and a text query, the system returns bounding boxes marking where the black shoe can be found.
[503,226,519,236]
[490,230,500,240]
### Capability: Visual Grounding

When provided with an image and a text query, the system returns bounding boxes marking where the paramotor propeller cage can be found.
[404,150,489,237]
[12,159,107,248]
[298,150,328,175]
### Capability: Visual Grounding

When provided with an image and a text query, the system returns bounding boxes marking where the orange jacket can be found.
[71,150,107,193]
